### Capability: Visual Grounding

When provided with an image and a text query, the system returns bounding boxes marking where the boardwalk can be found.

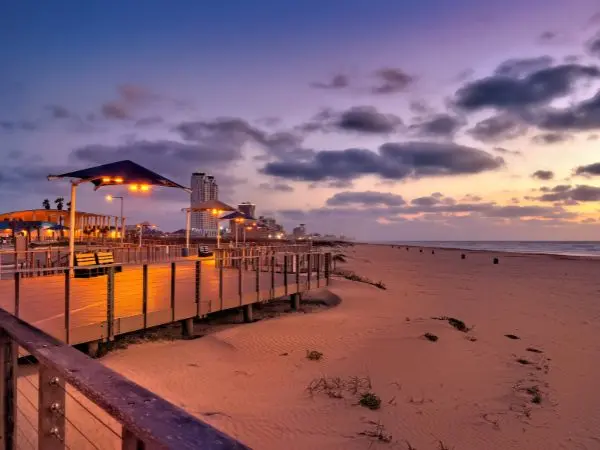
[0,257,322,346]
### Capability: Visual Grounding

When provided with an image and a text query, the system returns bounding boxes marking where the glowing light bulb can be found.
[114,177,124,183]
[129,184,139,192]
[102,177,111,183]
[140,184,150,192]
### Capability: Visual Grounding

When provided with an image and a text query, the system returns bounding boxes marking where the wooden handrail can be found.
[0,308,250,450]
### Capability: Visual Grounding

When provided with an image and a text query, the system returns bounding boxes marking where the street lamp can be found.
[105,195,124,244]
[234,217,244,247]
[210,209,223,248]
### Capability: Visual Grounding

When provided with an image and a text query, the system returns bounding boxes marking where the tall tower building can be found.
[190,173,219,237]
[237,202,256,219]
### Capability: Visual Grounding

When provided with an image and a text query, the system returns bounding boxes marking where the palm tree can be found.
[54,197,64,211]
[42,199,51,210]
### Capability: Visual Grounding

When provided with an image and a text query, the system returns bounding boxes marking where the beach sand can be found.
[102,244,600,449]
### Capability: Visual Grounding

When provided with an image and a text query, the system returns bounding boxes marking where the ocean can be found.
[389,241,600,258]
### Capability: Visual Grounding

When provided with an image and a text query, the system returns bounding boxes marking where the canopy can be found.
[186,199,237,213]
[220,210,254,220]
[47,160,190,192]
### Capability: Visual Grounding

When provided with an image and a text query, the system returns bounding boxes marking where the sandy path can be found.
[103,244,600,449]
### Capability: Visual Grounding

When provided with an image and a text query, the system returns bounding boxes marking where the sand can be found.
[100,244,600,449]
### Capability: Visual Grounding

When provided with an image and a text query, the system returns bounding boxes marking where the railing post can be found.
[295,253,300,289]
[13,273,19,318]
[283,254,289,296]
[307,253,313,290]
[122,427,144,450]
[0,331,16,450]
[238,256,243,306]
[107,267,115,341]
[142,265,148,329]
[255,256,260,302]
[38,366,66,450]
[325,252,331,285]
[219,258,224,310]
[170,262,176,322]
[316,253,321,288]
[270,253,275,298]
[64,270,70,344]
[195,260,201,316]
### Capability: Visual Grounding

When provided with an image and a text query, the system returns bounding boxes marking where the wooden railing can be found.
[0,251,332,348]
[0,308,249,449]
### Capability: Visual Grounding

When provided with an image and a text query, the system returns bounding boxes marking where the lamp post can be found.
[234,217,244,247]
[211,209,223,248]
[105,195,124,244]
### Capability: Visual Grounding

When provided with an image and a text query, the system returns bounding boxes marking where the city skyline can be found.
[2,1,600,240]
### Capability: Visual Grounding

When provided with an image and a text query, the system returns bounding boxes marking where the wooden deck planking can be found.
[0,260,303,344]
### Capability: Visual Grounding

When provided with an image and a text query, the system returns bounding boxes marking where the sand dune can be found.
[103,244,600,449]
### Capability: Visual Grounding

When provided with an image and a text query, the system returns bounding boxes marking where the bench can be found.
[96,251,122,274]
[74,252,100,278]
[198,245,213,258]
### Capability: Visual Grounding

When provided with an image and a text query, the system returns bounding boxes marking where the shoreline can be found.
[358,241,600,261]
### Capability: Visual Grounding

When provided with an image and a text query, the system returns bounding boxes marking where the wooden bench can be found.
[74,252,100,278]
[95,251,122,274]
[198,246,213,258]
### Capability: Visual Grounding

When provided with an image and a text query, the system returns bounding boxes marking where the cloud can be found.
[574,162,600,176]
[261,141,504,182]
[336,106,402,134]
[70,140,242,180]
[135,116,164,127]
[326,191,406,207]
[99,84,160,120]
[539,31,557,42]
[532,132,572,145]
[532,90,600,131]
[46,105,72,119]
[586,34,600,59]
[455,63,600,112]
[0,120,37,131]
[492,147,522,156]
[258,182,294,192]
[176,117,307,161]
[410,114,463,138]
[467,114,527,142]
[372,68,415,94]
[310,74,349,89]
[536,184,600,202]
[494,56,554,78]
[300,106,402,135]
[532,170,555,180]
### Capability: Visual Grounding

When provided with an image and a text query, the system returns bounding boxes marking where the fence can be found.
[0,244,314,280]
[0,252,332,347]
[0,308,250,449]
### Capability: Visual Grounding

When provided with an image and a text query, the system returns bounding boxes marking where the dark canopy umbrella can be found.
[220,210,254,220]
[47,160,190,192]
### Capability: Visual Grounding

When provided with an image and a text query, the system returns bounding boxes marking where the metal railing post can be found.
[38,366,66,449]
[13,273,19,318]
[316,253,321,288]
[219,258,224,310]
[283,254,289,296]
[255,256,260,302]
[170,262,176,322]
[195,261,201,316]
[238,257,243,306]
[295,253,300,289]
[0,331,16,450]
[107,267,115,341]
[325,252,331,285]
[270,253,275,298]
[142,265,148,329]
[64,270,70,344]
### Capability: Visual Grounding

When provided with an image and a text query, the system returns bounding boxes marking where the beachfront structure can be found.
[0,209,124,240]
[191,172,219,237]
[293,223,307,239]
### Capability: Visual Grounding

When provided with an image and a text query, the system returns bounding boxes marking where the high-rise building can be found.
[237,202,256,219]
[190,172,219,237]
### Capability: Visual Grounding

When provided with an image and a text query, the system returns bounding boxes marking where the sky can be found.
[2,0,600,241]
